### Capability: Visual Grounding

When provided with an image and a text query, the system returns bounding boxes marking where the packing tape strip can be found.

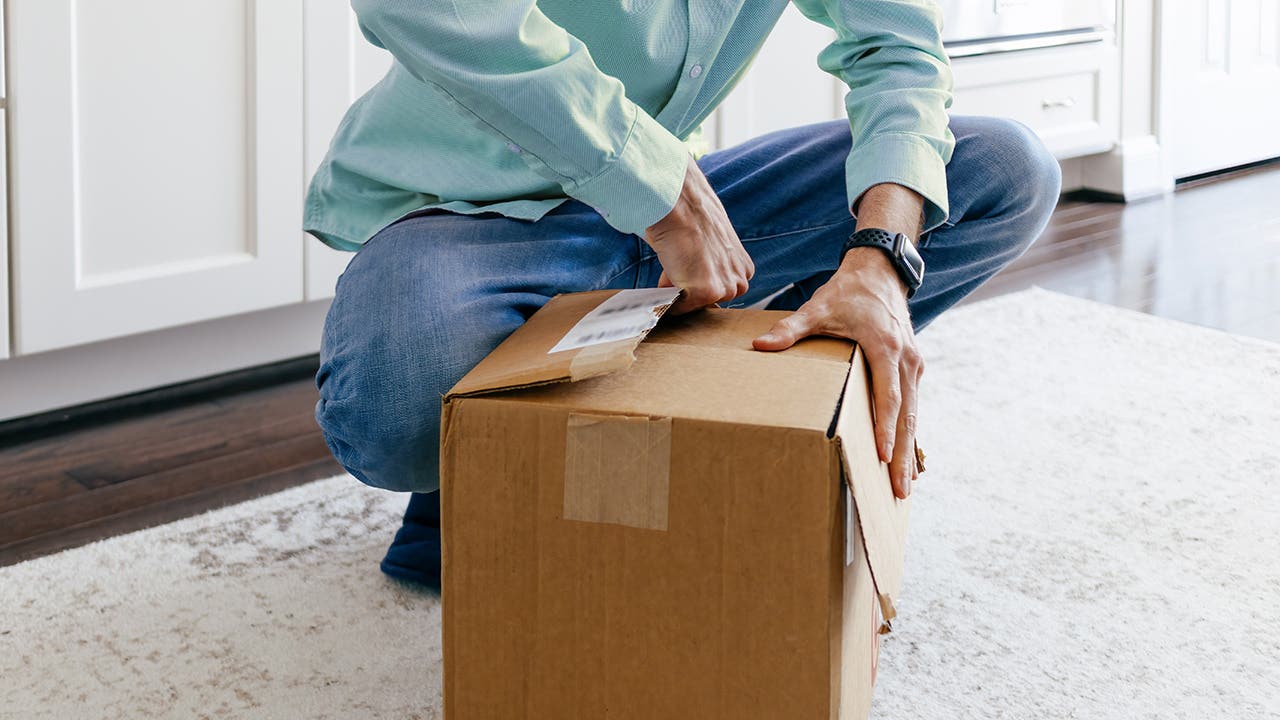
[567,338,638,381]
[562,413,671,531]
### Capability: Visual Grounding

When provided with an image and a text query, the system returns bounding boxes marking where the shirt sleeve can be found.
[790,0,955,234]
[350,0,691,236]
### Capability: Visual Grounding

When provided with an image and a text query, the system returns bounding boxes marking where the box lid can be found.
[446,289,858,433]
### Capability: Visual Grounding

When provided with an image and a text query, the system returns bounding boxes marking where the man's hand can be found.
[645,154,754,315]
[753,183,926,500]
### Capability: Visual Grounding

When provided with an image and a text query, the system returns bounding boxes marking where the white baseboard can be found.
[1058,157,1085,194]
[1076,135,1173,199]
[0,300,332,423]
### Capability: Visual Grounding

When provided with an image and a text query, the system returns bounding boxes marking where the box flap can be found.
[480,303,858,433]
[446,288,680,400]
[834,346,912,632]
[503,341,853,432]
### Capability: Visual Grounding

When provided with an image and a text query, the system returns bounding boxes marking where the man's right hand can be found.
[644,154,754,315]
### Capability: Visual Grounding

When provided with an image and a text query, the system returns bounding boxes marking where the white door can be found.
[303,2,394,301]
[0,110,9,362]
[1160,0,1280,178]
[0,5,8,361]
[7,0,306,355]
[711,4,844,150]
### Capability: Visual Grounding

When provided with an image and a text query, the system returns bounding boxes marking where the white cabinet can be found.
[949,41,1120,159]
[303,1,393,301]
[6,0,307,355]
[1159,0,1280,178]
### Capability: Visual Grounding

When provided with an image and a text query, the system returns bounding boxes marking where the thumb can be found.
[657,271,673,288]
[753,312,812,352]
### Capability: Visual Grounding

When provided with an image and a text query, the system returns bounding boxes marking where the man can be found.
[305,0,1062,586]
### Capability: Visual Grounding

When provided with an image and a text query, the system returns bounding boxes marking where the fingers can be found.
[753,310,816,351]
[889,347,923,499]
[665,250,754,315]
[867,348,903,469]
[668,277,743,315]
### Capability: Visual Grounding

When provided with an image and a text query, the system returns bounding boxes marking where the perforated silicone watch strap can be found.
[841,228,922,299]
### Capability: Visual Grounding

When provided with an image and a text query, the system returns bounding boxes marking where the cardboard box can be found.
[441,288,911,719]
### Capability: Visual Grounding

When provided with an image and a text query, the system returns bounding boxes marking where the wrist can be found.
[839,246,910,298]
[647,155,702,235]
[839,227,924,299]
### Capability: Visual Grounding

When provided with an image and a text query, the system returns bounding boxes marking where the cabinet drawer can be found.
[949,42,1119,159]
[957,70,1096,139]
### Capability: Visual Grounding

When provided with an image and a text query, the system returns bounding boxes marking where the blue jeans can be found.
[316,115,1061,496]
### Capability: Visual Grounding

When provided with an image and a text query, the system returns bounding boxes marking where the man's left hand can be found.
[752,183,926,500]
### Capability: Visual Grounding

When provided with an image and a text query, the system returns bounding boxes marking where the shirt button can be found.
[505,141,523,154]
[689,64,703,79]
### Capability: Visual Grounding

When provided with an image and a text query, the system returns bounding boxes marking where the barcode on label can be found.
[548,288,681,354]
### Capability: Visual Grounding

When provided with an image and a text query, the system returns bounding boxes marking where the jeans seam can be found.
[740,215,856,243]
[592,257,643,292]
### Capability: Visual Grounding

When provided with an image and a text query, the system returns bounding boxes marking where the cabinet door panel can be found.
[7,0,305,354]
[1160,0,1280,177]
[303,1,393,301]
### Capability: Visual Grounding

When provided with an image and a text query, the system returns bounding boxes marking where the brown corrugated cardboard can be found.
[441,289,911,719]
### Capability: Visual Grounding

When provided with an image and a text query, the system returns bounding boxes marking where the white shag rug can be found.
[2,288,1277,719]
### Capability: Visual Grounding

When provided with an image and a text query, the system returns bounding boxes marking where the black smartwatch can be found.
[839,228,925,299]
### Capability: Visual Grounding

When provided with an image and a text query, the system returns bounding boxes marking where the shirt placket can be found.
[656,1,743,137]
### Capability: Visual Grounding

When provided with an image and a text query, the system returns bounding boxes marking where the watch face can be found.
[895,233,925,286]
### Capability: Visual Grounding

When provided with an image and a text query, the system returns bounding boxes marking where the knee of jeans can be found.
[1005,120,1062,209]
[314,369,441,495]
[983,117,1063,259]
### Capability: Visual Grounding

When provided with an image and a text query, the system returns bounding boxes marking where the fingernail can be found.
[904,475,912,497]
[758,333,777,344]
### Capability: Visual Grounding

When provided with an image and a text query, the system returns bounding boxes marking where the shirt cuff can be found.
[845,132,951,235]
[567,108,690,237]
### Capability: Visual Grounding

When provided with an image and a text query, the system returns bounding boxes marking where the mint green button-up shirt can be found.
[303,0,955,252]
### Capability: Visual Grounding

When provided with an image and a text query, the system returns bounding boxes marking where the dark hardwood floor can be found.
[1,160,1278,568]
[968,159,1280,342]
[0,372,343,566]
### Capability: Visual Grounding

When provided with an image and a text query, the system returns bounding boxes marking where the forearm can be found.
[853,182,925,239]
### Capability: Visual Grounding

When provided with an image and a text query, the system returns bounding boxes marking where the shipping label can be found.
[548,287,681,354]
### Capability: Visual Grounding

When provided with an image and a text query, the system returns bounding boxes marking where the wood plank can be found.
[0,455,343,568]
[65,413,323,489]
[0,381,322,514]
[0,433,334,546]
[0,381,319,484]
